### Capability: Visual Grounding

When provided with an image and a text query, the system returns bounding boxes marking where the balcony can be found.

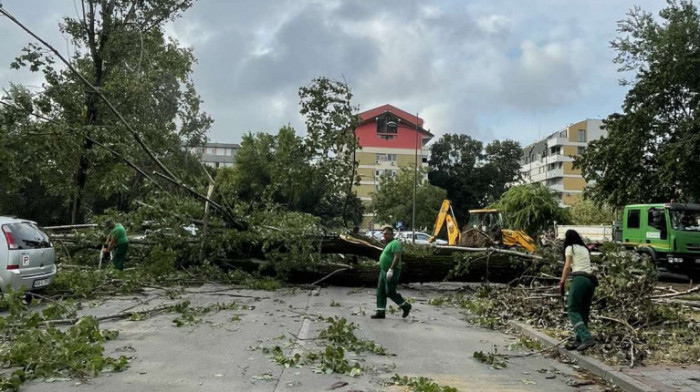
[547,183,564,192]
[547,168,564,178]
[546,137,569,148]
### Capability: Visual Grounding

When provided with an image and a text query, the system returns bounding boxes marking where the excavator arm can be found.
[429,199,461,245]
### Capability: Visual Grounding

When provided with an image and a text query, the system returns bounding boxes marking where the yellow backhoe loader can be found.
[428,200,536,253]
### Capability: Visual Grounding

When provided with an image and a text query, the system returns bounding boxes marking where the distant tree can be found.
[569,198,618,225]
[428,134,522,223]
[493,184,569,237]
[576,0,700,206]
[482,140,523,201]
[227,125,363,227]
[371,168,447,230]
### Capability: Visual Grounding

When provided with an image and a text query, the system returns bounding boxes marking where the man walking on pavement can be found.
[103,219,129,271]
[371,226,412,319]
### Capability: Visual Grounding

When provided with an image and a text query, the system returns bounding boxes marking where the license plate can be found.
[33,279,49,288]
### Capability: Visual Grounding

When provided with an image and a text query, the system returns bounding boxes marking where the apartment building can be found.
[191,142,240,168]
[353,104,434,229]
[520,119,605,206]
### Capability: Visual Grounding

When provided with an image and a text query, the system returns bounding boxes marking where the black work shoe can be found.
[564,341,580,350]
[564,336,580,350]
[577,339,596,352]
[370,312,385,319]
[401,303,412,318]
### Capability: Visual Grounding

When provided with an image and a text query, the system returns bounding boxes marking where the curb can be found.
[507,320,657,392]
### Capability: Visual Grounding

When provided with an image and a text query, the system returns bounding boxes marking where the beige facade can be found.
[520,119,606,206]
[353,147,429,229]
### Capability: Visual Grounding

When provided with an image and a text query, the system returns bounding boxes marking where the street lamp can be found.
[411,113,420,244]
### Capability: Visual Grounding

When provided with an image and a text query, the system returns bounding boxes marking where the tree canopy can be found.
[576,0,700,206]
[221,77,364,227]
[428,134,522,223]
[370,168,447,230]
[1,0,208,224]
[493,184,569,237]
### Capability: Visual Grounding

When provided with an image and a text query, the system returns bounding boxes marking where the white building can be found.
[520,119,605,206]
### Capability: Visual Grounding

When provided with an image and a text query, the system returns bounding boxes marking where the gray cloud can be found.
[0,0,665,145]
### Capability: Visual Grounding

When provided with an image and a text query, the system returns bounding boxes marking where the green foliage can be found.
[1,1,210,224]
[262,345,303,368]
[493,183,570,237]
[507,337,543,351]
[318,317,386,355]
[473,350,507,369]
[428,134,522,222]
[225,77,363,228]
[568,198,617,225]
[576,0,700,206]
[371,167,447,229]
[315,345,361,375]
[226,125,363,227]
[390,374,459,392]
[0,290,128,389]
[594,243,659,325]
[171,300,250,328]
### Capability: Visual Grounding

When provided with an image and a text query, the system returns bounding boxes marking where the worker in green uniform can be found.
[559,229,597,351]
[371,226,412,319]
[103,219,129,270]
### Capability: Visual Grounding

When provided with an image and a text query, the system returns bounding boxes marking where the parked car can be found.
[397,231,448,245]
[0,217,57,293]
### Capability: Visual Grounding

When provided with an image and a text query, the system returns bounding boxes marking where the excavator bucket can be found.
[501,229,537,253]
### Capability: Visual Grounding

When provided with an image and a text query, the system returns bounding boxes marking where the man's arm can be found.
[106,234,115,252]
[390,254,400,270]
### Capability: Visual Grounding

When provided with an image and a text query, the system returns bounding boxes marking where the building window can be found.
[376,113,399,135]
[207,147,215,155]
[550,146,561,155]
[559,130,567,138]
[577,146,585,155]
[578,129,586,142]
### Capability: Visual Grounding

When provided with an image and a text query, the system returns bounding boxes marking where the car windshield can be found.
[670,210,700,232]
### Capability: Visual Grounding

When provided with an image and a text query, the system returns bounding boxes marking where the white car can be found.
[396,231,447,245]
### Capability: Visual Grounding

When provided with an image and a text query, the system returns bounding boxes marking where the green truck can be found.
[616,203,700,279]
[558,203,700,279]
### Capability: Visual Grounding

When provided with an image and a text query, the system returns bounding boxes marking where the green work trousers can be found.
[567,275,595,342]
[113,243,129,271]
[376,269,408,312]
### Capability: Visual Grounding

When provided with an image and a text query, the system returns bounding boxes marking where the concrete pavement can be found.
[23,283,605,392]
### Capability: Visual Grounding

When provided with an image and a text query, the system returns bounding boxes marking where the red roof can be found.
[357,104,432,137]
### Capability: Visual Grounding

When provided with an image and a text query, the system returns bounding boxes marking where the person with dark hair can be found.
[103,219,129,270]
[371,226,412,319]
[560,229,597,351]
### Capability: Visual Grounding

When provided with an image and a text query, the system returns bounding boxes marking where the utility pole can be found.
[411,113,419,244]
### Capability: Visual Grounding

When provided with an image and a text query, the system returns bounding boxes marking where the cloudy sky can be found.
[0,0,663,146]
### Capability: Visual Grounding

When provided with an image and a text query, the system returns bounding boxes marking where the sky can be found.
[0,0,664,147]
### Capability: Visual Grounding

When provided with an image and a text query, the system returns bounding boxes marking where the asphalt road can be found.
[21,282,606,392]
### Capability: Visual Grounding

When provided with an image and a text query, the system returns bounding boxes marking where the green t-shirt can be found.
[379,239,402,271]
[110,223,129,246]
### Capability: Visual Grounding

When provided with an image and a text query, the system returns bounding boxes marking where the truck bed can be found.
[556,225,614,243]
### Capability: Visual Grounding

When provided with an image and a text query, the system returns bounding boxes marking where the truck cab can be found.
[619,203,700,278]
